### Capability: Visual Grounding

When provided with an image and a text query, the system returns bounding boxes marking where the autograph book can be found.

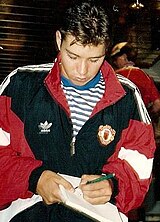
[59,174,127,222]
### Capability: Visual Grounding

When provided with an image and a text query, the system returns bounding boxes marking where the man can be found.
[0,1,156,221]
[111,42,160,119]
[110,42,136,70]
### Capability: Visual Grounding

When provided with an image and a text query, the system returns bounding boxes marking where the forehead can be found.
[62,34,106,57]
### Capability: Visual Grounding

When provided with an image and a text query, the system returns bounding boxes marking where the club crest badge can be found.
[98,125,116,146]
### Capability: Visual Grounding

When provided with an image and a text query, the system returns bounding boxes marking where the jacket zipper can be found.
[70,136,76,156]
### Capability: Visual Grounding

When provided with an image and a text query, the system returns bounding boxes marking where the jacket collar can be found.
[44,55,125,117]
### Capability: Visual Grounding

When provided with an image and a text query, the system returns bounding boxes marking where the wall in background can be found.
[0,0,160,83]
[0,0,59,83]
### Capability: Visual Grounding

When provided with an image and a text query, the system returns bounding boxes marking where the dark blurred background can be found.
[0,0,160,83]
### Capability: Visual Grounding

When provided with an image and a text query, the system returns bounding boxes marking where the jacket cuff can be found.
[29,165,49,193]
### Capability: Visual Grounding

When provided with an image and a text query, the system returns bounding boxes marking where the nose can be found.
[77,60,88,76]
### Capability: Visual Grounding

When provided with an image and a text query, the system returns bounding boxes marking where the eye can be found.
[68,54,77,60]
[90,58,99,63]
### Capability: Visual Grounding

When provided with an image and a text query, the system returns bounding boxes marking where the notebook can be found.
[59,174,127,222]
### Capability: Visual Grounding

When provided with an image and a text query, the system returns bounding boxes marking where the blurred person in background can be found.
[110,42,160,123]
[110,42,160,221]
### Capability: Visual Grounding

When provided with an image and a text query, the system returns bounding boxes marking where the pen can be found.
[86,173,115,185]
[74,173,115,189]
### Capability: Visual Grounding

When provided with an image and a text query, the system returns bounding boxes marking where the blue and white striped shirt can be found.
[61,72,105,137]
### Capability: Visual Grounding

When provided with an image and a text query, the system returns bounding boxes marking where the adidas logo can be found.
[38,121,52,134]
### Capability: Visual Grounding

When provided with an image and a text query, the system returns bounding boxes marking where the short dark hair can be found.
[59,0,110,49]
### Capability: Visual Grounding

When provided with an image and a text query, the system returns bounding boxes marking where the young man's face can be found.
[56,31,106,86]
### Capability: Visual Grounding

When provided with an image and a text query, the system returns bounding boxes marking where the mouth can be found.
[76,77,87,82]
[72,78,88,86]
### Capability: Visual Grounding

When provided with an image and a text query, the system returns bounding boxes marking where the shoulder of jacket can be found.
[116,73,139,91]
[117,73,151,124]
[0,63,54,95]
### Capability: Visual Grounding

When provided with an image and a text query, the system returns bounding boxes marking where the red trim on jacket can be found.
[44,57,126,117]
[0,96,42,208]
[102,119,155,213]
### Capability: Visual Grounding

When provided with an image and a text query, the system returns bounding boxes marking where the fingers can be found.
[80,174,112,205]
[36,172,113,205]
[42,183,61,205]
[36,170,74,205]
[83,193,111,205]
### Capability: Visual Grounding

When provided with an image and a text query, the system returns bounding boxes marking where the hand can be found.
[36,170,74,205]
[79,175,113,205]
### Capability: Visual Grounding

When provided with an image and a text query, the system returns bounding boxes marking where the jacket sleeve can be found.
[0,95,42,210]
[102,84,156,214]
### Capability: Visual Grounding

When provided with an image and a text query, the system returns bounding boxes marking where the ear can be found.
[56,30,62,51]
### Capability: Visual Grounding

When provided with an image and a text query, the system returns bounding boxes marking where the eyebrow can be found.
[66,49,105,59]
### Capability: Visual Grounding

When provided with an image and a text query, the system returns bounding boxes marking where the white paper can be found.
[59,174,128,222]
